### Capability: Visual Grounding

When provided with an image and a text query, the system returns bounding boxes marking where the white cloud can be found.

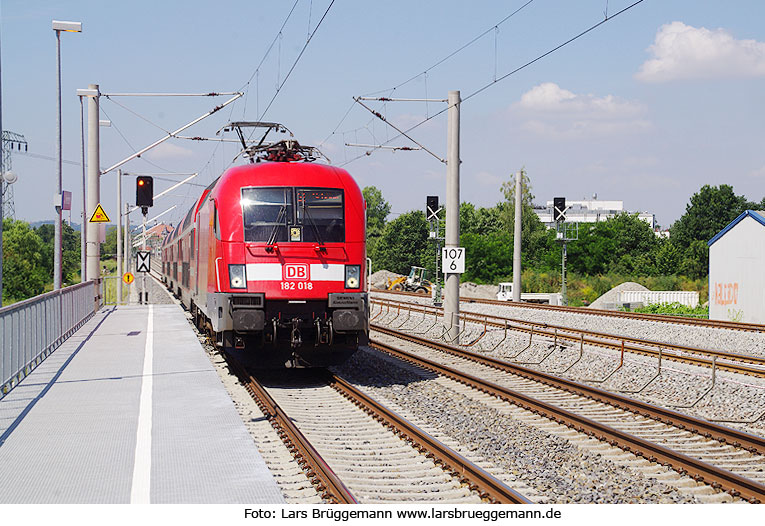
[636,22,765,82]
[748,165,765,178]
[512,83,649,139]
[473,170,503,186]
[517,83,642,116]
[146,142,194,160]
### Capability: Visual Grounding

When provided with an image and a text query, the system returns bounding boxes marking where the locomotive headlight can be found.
[228,264,247,289]
[344,265,361,289]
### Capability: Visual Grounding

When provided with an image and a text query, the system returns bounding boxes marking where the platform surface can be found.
[0,304,284,504]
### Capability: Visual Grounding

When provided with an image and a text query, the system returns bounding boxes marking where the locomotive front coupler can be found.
[290,318,302,349]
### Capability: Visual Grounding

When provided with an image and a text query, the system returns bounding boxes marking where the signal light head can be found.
[136,176,154,208]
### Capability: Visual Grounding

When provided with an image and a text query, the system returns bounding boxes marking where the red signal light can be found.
[136,176,154,207]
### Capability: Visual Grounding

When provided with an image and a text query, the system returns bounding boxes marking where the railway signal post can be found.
[426,195,443,306]
[135,176,153,304]
[554,197,577,306]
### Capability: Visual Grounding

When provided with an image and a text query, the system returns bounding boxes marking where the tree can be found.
[362,186,391,255]
[62,223,81,283]
[460,202,503,235]
[670,184,750,278]
[500,169,534,208]
[34,222,81,285]
[568,213,660,275]
[2,219,48,301]
[671,184,748,248]
[362,186,391,237]
[369,211,432,275]
[498,170,555,272]
[460,231,512,283]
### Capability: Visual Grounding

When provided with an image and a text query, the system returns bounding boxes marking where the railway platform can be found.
[0,303,284,504]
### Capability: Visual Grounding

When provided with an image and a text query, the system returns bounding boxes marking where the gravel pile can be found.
[369,270,403,290]
[335,349,699,503]
[589,282,649,310]
[460,282,498,300]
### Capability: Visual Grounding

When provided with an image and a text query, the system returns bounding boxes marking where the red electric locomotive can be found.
[161,137,368,367]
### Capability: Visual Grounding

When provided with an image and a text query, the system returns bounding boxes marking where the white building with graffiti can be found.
[707,210,765,324]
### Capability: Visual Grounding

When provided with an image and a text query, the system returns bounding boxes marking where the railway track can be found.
[372,288,765,333]
[369,324,765,503]
[223,351,530,504]
[371,297,765,378]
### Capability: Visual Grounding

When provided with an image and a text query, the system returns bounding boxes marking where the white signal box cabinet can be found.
[707,210,765,324]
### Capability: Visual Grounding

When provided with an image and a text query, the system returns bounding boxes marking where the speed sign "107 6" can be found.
[442,247,466,274]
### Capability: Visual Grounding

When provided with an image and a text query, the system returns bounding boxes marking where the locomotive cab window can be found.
[241,187,344,243]
[297,188,344,243]
[241,187,294,243]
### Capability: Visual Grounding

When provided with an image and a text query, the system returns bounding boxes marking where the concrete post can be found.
[85,84,100,281]
[117,169,122,303]
[79,96,87,282]
[512,171,522,302]
[444,90,461,339]
[54,31,62,290]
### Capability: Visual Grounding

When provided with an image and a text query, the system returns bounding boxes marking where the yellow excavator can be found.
[387,266,433,294]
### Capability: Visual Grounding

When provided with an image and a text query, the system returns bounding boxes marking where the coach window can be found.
[241,187,293,243]
[297,188,344,242]
[214,204,221,240]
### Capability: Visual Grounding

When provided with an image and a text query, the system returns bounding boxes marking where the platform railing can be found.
[0,281,97,399]
[101,276,132,305]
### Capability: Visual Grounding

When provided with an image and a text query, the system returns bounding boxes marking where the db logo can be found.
[284,263,309,281]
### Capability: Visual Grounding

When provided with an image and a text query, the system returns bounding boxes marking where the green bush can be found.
[626,302,709,318]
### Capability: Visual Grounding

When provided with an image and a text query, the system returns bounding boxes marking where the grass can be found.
[624,302,709,318]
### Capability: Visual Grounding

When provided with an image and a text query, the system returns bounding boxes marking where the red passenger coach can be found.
[162,151,368,367]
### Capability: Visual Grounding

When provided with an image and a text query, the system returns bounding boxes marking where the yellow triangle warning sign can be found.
[89,203,110,223]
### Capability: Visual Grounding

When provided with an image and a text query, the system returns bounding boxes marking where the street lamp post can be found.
[52,20,82,290]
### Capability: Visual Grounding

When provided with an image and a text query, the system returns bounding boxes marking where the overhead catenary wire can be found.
[338,0,646,167]
[353,97,445,163]
[362,0,538,97]
[99,106,179,174]
[327,0,536,160]
[239,0,301,117]
[194,0,335,194]
[256,0,335,122]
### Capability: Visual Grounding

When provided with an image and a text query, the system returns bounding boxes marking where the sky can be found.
[1,0,764,230]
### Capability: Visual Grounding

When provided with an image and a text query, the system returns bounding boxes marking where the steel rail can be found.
[369,329,765,503]
[372,288,765,333]
[224,352,357,504]
[371,298,765,377]
[371,324,765,456]
[325,371,530,504]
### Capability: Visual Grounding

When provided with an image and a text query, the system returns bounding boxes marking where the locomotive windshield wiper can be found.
[302,203,325,248]
[266,205,286,250]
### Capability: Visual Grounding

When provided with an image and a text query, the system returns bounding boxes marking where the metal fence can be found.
[0,281,97,399]
[101,276,132,305]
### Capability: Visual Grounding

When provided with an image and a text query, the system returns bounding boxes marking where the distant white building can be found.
[534,198,656,230]
[707,210,765,324]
